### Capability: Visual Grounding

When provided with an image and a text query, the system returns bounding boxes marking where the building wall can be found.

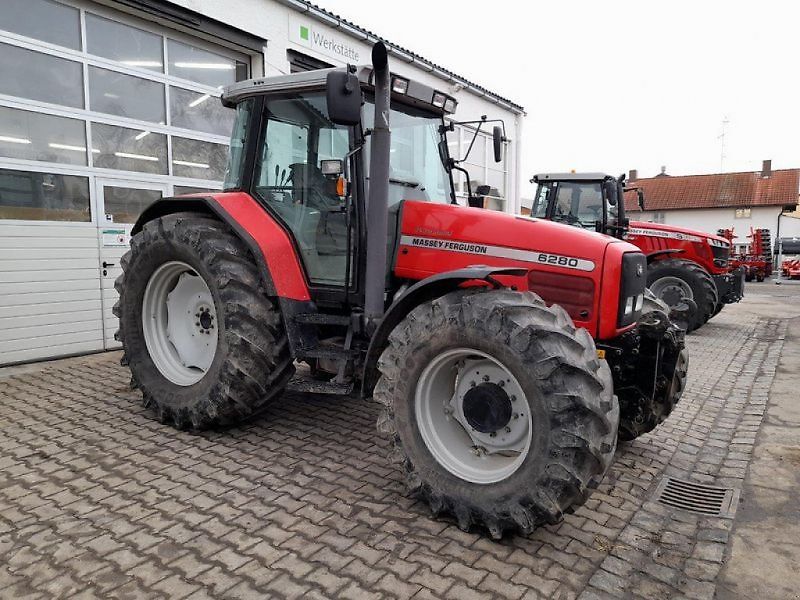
[634,206,800,250]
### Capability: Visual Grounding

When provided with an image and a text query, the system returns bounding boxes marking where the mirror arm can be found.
[448,160,473,199]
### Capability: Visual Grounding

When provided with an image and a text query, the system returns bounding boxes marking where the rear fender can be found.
[131,193,310,301]
[360,266,526,397]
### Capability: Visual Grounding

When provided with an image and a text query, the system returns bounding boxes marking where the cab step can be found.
[287,376,354,395]
[295,347,358,361]
[294,313,352,326]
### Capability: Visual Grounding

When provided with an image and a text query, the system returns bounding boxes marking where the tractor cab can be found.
[530,172,628,236]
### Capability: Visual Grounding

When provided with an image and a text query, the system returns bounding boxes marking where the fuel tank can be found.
[394,201,643,339]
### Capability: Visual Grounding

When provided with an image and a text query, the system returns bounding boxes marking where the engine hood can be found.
[396,201,640,276]
[629,220,729,246]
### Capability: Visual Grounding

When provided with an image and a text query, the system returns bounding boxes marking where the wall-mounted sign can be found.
[102,229,128,246]
[289,17,361,63]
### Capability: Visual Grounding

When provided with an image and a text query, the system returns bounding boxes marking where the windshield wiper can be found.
[389,177,421,188]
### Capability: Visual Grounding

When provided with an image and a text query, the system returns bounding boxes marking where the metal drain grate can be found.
[654,477,740,518]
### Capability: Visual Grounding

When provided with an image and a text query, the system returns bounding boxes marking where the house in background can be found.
[625,160,800,253]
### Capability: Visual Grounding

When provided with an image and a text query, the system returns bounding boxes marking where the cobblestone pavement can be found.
[0,293,790,600]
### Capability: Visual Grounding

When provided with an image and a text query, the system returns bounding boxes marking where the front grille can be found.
[528,271,594,321]
[710,244,730,261]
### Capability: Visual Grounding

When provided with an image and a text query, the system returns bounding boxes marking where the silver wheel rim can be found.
[650,276,693,307]
[142,261,218,386]
[415,348,533,484]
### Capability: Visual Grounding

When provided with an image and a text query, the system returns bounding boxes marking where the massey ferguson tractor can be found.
[530,173,744,331]
[115,43,686,538]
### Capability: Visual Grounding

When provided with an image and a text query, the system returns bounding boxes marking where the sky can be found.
[312,0,800,198]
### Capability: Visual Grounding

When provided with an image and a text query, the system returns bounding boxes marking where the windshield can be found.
[533,181,606,228]
[363,100,453,206]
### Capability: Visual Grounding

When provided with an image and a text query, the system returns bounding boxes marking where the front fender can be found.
[360,266,526,397]
[646,248,685,264]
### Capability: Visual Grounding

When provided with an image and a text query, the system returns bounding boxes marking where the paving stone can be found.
[0,309,786,599]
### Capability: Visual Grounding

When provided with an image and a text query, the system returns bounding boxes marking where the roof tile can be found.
[625,169,800,212]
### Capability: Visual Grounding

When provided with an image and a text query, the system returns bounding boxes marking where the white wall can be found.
[634,205,800,249]
[166,0,524,212]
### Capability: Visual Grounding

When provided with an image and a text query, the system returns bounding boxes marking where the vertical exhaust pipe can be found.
[365,42,390,327]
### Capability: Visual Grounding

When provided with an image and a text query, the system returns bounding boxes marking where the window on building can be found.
[88,66,166,123]
[0,0,81,50]
[174,185,217,196]
[287,50,333,73]
[651,212,666,223]
[0,167,90,221]
[0,106,88,166]
[171,137,228,181]
[169,86,234,136]
[92,122,168,175]
[167,39,247,87]
[0,43,84,108]
[102,185,162,224]
[85,13,164,72]
[735,208,751,219]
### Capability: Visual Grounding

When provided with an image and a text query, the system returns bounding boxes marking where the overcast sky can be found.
[313,0,799,198]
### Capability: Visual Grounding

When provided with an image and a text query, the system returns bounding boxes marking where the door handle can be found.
[102,261,115,268]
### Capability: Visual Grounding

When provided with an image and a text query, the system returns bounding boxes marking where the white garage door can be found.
[0,221,105,364]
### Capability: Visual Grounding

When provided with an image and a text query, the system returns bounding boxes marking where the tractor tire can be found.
[647,258,718,332]
[711,302,724,318]
[373,289,619,539]
[616,291,689,441]
[114,213,294,429]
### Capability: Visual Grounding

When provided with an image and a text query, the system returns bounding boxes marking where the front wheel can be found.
[373,290,619,538]
[648,258,717,332]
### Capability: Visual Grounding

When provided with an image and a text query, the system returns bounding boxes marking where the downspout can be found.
[364,42,391,328]
[512,114,523,214]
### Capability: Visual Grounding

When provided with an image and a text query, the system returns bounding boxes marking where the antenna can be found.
[717,116,729,170]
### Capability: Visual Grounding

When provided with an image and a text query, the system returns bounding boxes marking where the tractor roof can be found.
[532,173,616,184]
[222,66,457,116]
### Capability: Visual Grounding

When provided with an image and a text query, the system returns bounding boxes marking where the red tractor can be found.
[116,43,686,538]
[530,173,744,331]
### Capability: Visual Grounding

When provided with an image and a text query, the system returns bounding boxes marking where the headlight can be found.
[618,252,647,327]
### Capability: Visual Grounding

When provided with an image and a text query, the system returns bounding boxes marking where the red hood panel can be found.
[629,220,729,245]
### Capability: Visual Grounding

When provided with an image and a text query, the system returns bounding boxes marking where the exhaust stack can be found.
[365,42,391,326]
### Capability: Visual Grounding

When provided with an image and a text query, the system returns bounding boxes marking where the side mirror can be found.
[492,126,504,163]
[637,189,645,210]
[327,71,362,126]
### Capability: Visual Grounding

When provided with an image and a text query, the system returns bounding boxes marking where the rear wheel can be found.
[647,258,717,332]
[374,289,619,538]
[115,213,294,429]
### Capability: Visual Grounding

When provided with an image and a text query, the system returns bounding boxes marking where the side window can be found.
[255,94,351,287]
[532,184,550,218]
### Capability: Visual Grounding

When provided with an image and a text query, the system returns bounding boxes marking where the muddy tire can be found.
[114,213,293,429]
[647,258,717,332]
[373,289,619,538]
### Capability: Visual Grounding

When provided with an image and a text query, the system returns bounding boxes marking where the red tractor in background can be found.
[530,173,744,331]
[718,227,773,282]
[115,43,686,538]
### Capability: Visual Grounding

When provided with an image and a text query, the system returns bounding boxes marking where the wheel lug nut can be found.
[489,432,496,438]
[498,380,505,387]
[513,413,519,419]
[470,381,476,388]
[511,395,517,402]
[505,426,511,433]
[482,375,490,382]
[195,322,200,326]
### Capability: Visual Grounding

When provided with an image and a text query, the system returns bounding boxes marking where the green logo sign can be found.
[299,25,309,41]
